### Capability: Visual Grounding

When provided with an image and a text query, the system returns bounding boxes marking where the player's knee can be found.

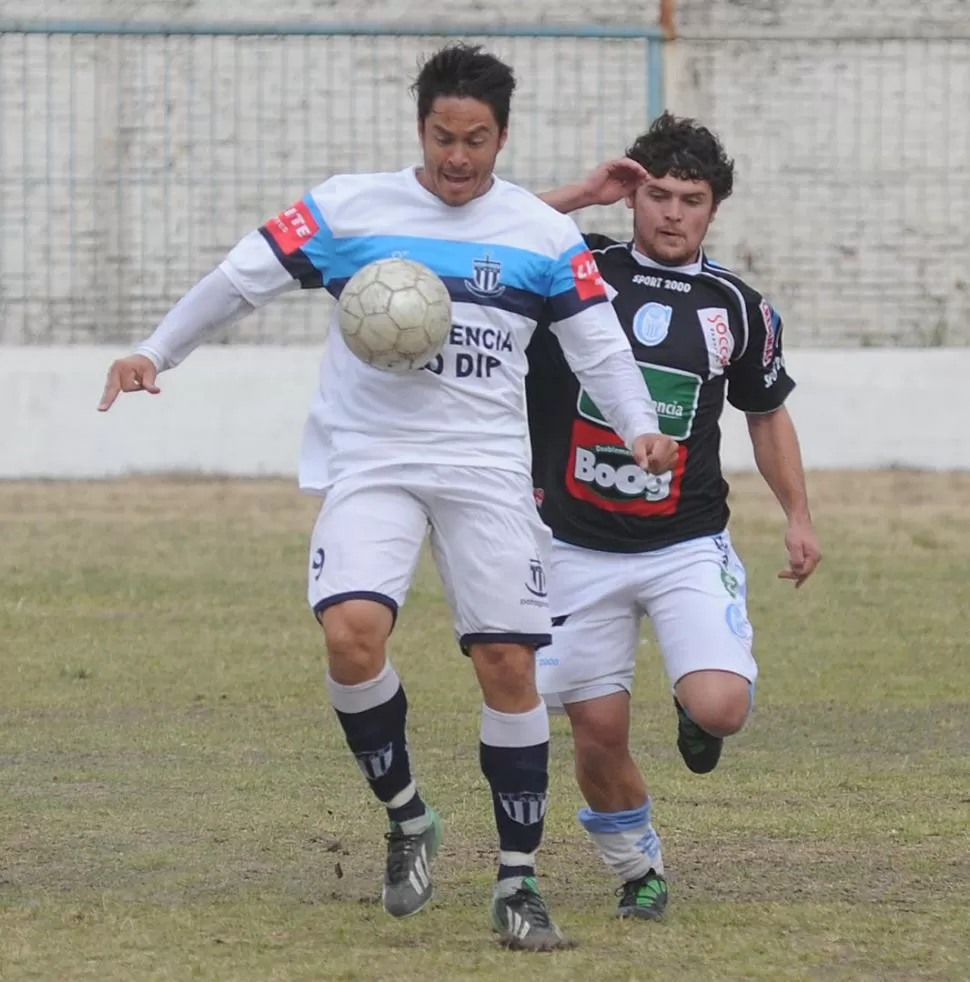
[319,599,392,683]
[695,700,749,737]
[470,642,538,710]
[678,672,751,737]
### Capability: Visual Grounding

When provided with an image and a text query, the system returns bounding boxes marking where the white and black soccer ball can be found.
[336,258,452,372]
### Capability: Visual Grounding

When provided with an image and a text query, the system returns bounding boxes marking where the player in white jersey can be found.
[97,44,678,950]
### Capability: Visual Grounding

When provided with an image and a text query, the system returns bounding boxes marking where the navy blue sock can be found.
[479,702,550,881]
[328,664,426,825]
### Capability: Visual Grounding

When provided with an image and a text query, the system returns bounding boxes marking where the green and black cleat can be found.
[675,697,723,774]
[615,871,669,920]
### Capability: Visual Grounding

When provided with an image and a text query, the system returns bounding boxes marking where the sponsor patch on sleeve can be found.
[569,249,607,301]
[265,200,319,255]
[759,298,777,367]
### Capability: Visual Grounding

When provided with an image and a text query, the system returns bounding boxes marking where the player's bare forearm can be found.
[746,406,811,523]
[539,159,647,213]
[538,183,593,214]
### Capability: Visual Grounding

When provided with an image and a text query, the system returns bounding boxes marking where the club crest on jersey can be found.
[633,302,673,346]
[464,254,505,299]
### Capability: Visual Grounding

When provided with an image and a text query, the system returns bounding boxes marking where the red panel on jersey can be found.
[569,249,607,301]
[565,419,686,517]
[265,200,319,255]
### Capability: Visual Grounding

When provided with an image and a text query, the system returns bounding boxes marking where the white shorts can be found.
[307,464,553,651]
[536,530,758,710]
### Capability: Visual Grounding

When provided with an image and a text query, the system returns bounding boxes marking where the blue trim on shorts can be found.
[312,591,399,629]
[459,632,553,657]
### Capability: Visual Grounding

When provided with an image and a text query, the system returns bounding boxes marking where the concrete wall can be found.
[1,1,969,349]
[3,348,968,479]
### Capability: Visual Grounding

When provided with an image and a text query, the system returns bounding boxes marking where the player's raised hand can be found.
[779,519,822,588]
[98,354,161,412]
[581,158,649,206]
[632,433,679,475]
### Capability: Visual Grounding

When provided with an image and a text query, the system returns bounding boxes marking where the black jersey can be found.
[526,233,795,553]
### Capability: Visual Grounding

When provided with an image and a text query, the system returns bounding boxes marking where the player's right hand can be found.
[632,433,679,475]
[98,354,161,412]
[581,158,649,206]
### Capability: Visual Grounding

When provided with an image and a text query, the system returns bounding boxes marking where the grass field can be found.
[1,471,968,981]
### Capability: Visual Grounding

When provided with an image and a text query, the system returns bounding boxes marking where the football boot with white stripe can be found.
[381,807,443,918]
[490,876,571,951]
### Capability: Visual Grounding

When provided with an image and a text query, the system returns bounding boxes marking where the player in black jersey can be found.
[527,113,822,920]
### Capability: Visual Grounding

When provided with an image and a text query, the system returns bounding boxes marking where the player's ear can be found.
[497,127,509,152]
[624,188,637,210]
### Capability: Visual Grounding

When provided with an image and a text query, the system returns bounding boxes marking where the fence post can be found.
[647,0,674,122]
[647,34,665,122]
[660,0,677,40]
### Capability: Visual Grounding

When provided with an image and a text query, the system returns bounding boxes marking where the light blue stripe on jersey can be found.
[301,230,558,298]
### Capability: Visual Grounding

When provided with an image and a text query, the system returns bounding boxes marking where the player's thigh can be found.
[537,541,642,713]
[425,466,554,653]
[642,530,758,686]
[307,479,428,624]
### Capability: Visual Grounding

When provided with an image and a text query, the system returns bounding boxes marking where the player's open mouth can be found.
[442,174,473,189]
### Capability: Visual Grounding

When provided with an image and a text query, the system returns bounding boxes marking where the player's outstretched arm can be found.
[539,158,648,214]
[746,406,822,586]
[97,267,255,412]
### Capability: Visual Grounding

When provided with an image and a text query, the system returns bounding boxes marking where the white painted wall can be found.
[3,347,968,479]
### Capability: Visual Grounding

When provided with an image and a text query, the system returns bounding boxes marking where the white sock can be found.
[578,798,664,882]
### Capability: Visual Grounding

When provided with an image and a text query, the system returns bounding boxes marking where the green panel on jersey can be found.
[578,363,703,440]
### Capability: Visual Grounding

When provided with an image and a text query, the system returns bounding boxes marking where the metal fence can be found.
[0,21,664,345]
[1,22,968,348]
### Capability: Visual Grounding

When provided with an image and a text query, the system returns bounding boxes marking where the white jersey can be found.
[218,166,652,493]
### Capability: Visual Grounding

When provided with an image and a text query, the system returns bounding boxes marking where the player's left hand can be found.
[779,519,822,588]
[632,433,679,475]
[581,158,649,206]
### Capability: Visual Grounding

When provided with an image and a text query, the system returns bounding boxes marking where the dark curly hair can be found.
[412,43,517,132]
[626,111,735,205]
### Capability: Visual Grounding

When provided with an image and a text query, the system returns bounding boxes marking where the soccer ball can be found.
[336,258,453,372]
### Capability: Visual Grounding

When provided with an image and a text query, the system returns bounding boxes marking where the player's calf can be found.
[566,692,668,921]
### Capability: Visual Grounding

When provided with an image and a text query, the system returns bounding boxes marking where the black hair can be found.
[626,111,735,205]
[412,43,516,132]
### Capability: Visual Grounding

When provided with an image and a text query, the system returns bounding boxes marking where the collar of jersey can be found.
[404,165,504,211]
[628,242,704,277]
